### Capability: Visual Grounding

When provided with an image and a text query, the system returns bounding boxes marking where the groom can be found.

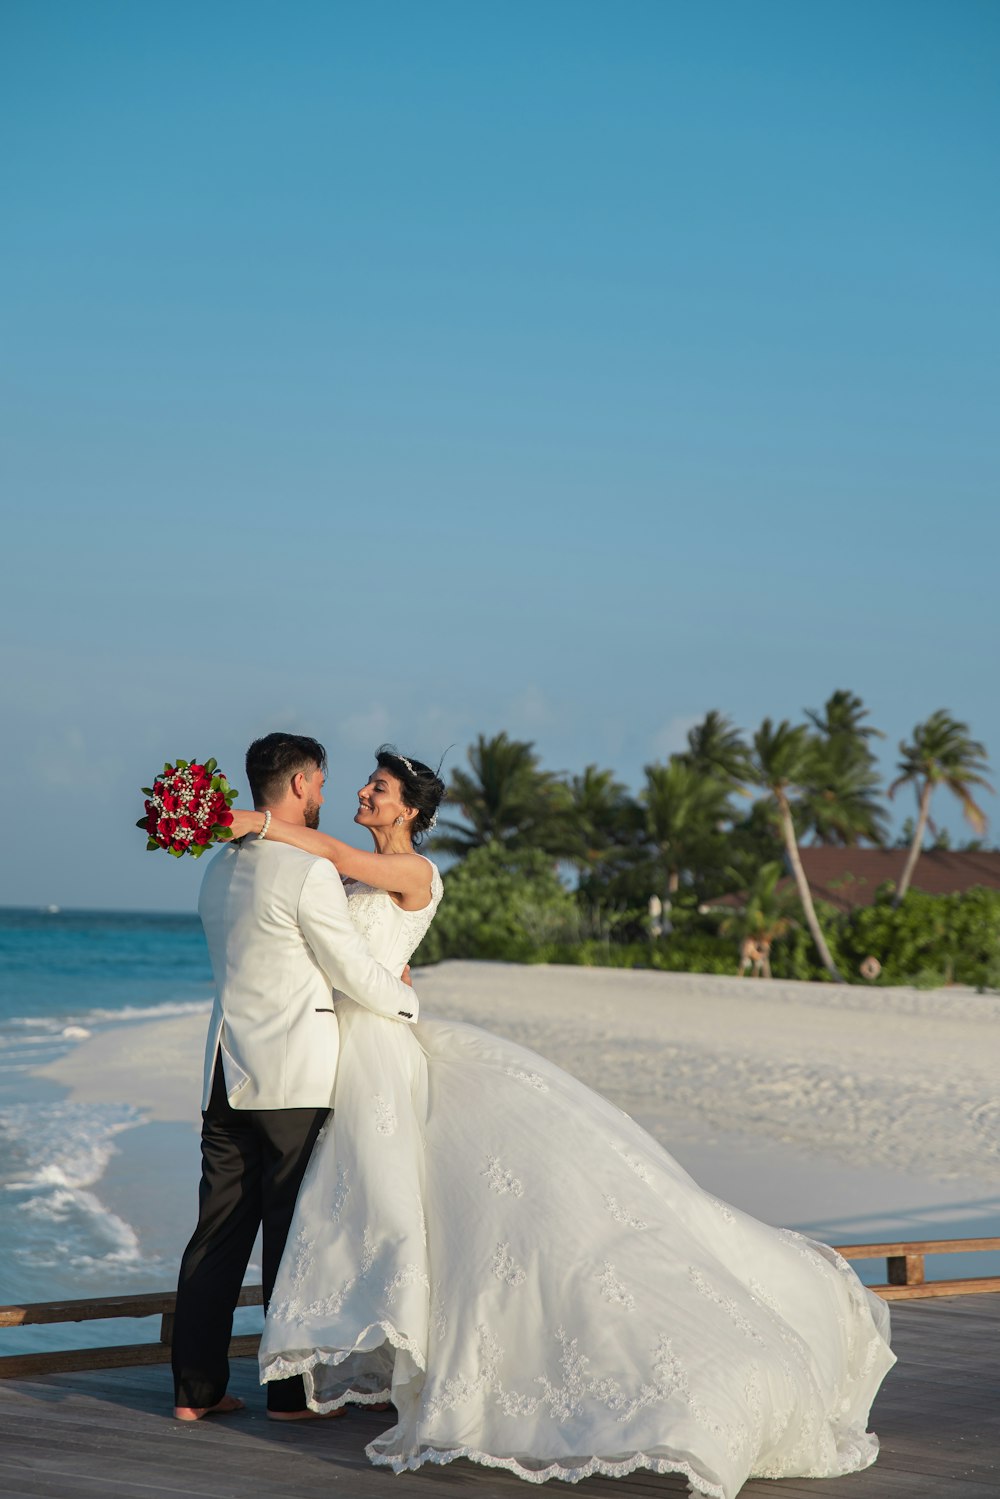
[172,732,417,1421]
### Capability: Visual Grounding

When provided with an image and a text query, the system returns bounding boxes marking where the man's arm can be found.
[297,861,417,1022]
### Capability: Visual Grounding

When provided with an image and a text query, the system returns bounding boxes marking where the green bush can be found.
[412,843,581,965]
[836,886,1000,988]
[415,851,1000,990]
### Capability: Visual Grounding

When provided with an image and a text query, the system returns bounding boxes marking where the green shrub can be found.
[837,886,1000,988]
[412,843,581,965]
[415,852,1000,990]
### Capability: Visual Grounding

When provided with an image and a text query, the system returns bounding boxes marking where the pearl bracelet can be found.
[257,810,271,840]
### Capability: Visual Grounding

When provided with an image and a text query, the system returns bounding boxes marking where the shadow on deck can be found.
[0,1295,997,1498]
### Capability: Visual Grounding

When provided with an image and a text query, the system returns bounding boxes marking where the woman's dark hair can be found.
[375,744,446,848]
[246,733,328,808]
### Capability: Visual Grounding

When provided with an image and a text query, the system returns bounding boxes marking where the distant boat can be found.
[45,904,60,914]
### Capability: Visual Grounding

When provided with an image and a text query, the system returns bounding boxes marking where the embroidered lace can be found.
[259,856,893,1497]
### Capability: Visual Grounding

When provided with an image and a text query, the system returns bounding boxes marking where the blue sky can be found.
[2,0,997,910]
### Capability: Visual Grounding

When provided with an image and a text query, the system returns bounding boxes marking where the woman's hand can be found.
[229,808,265,840]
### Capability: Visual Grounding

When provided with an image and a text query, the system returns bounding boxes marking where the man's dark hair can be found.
[246,733,328,808]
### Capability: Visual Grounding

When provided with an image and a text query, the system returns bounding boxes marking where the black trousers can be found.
[171,1058,330,1411]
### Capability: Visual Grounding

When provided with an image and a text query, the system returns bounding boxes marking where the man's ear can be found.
[290,771,306,800]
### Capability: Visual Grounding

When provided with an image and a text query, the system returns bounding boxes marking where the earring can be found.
[394,815,405,826]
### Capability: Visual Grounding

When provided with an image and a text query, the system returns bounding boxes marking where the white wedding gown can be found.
[260,861,894,1497]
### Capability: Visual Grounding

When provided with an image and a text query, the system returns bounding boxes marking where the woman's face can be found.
[355,767,413,831]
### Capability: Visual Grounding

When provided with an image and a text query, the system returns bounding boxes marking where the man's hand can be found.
[401,965,413,988]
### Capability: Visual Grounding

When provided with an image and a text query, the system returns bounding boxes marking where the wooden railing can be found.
[0,1285,262,1379]
[833,1236,1000,1300]
[2,1237,999,1378]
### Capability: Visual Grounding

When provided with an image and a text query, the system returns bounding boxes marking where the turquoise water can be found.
[0,906,212,1026]
[0,907,224,1354]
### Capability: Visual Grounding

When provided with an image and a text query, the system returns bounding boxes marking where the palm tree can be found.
[680,711,750,787]
[801,690,887,846]
[434,732,572,858]
[805,689,883,749]
[565,765,641,874]
[642,759,731,895]
[747,719,843,982]
[717,861,799,977]
[888,711,993,906]
[798,736,889,846]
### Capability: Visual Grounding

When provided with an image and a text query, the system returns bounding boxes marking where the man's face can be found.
[302,764,326,829]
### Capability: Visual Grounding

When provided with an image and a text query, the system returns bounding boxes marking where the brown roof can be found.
[704,849,1000,915]
[799,848,1000,911]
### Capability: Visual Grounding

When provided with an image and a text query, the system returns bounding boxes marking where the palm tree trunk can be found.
[777,792,844,983]
[893,781,933,907]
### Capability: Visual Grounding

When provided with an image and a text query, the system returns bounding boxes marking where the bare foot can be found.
[173,1394,245,1421]
[267,1407,345,1422]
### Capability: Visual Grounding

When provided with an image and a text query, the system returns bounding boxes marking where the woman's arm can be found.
[228,810,433,905]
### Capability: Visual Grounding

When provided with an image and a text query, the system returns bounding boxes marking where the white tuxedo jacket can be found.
[198,838,417,1110]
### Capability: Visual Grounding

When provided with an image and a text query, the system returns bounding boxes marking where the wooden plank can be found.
[0,1333,260,1379]
[0,1299,997,1499]
[0,1285,262,1329]
[834,1236,1000,1259]
[872,1276,1000,1301]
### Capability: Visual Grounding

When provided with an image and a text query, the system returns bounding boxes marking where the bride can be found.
[228,747,893,1499]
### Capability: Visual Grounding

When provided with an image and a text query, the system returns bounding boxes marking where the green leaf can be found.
[163,763,173,775]
[169,845,185,858]
[211,776,222,791]
[146,839,160,851]
[136,816,150,829]
[205,758,218,774]
[141,787,154,796]
[213,827,233,840]
[176,759,188,770]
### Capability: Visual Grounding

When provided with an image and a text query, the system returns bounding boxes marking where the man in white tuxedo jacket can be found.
[172,733,416,1421]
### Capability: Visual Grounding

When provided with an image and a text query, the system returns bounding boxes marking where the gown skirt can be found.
[260,1000,894,1497]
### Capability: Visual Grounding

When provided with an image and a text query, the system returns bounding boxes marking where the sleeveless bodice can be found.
[342,858,443,975]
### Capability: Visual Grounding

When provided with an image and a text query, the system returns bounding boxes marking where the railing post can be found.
[887,1252,925,1286]
[159,1312,175,1347]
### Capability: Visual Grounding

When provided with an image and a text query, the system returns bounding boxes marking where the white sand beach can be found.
[37,961,1000,1252]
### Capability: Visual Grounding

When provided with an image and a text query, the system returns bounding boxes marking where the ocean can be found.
[0,907,249,1356]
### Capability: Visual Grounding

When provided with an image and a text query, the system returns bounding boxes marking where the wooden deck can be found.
[0,1294,997,1499]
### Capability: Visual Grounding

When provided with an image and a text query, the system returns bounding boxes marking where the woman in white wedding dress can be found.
[229,747,893,1499]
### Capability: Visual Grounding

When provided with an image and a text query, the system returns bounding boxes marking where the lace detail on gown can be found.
[259,855,893,1497]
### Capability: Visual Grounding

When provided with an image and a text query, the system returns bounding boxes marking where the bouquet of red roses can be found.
[137,759,238,859]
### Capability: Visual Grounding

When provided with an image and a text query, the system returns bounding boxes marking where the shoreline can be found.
[7,960,997,1344]
[33,960,1000,1198]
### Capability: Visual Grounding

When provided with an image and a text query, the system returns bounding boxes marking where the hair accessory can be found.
[427,810,438,830]
[397,754,417,775]
[257,810,271,840]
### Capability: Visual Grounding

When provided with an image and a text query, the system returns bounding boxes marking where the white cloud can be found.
[649,713,702,762]
[337,705,393,751]
[506,684,557,735]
